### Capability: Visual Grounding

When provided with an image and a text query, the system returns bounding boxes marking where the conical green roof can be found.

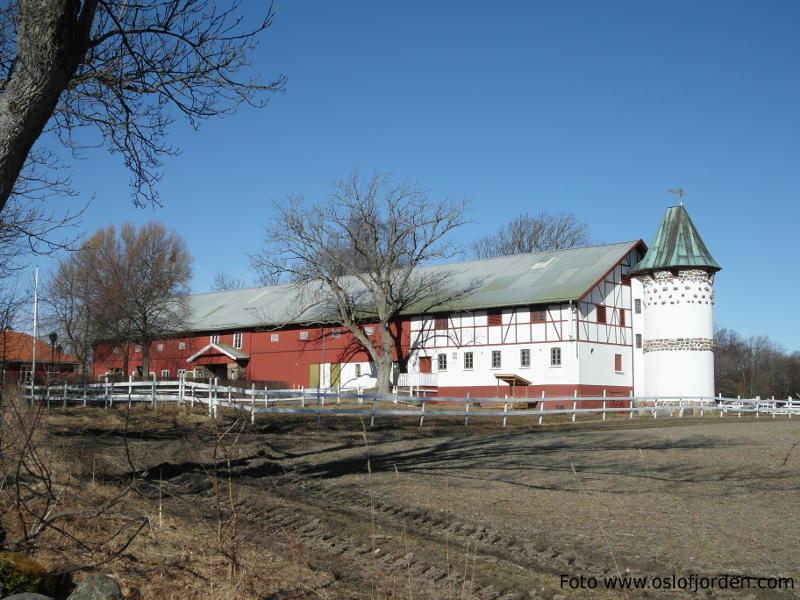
[632,205,720,274]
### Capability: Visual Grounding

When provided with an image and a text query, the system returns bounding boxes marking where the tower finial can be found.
[667,187,686,206]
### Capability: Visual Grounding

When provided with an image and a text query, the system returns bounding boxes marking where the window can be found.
[530,305,547,322]
[331,329,341,338]
[614,354,623,372]
[112,347,119,354]
[178,341,186,350]
[354,364,362,378]
[299,330,309,340]
[210,334,219,344]
[619,309,626,327]
[635,334,642,349]
[520,349,531,368]
[161,369,170,378]
[437,353,447,371]
[596,305,607,324]
[364,326,374,336]
[491,350,501,369]
[177,368,186,378]
[156,343,164,352]
[634,299,642,314]
[551,347,562,367]
[135,345,141,353]
[434,317,448,330]
[233,332,243,349]
[270,333,279,342]
[487,310,502,327]
[464,352,474,370]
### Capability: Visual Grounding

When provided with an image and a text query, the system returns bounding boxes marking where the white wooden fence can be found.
[17,376,800,427]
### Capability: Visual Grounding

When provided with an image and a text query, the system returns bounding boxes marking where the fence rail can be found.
[16,376,800,427]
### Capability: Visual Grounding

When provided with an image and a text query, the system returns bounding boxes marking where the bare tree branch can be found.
[471,212,592,259]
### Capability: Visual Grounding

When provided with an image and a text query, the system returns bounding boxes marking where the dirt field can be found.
[44,407,800,599]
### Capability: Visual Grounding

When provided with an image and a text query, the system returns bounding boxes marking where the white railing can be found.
[397,372,438,389]
[15,378,800,427]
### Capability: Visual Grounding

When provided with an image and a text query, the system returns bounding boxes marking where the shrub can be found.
[0,552,54,596]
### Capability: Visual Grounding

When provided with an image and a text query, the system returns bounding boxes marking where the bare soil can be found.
[45,406,800,599]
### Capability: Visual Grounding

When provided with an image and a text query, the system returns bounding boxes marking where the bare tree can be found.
[0,0,285,214]
[250,171,468,393]
[471,212,591,258]
[211,270,249,292]
[47,222,191,377]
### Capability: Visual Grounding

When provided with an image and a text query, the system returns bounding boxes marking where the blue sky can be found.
[32,1,800,351]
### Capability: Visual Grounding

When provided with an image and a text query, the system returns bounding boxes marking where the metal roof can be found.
[186,241,641,331]
[631,205,720,274]
[186,342,249,362]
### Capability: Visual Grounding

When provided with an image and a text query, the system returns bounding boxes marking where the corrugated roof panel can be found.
[186,241,640,331]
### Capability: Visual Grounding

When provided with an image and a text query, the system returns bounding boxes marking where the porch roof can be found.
[186,342,249,363]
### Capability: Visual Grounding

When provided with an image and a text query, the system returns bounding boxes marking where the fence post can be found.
[207,378,213,416]
[110,380,114,408]
[264,387,269,408]
[46,383,51,409]
[83,379,87,407]
[370,396,376,428]
[502,402,508,427]
[678,398,683,418]
[419,401,426,427]
[63,381,67,408]
[602,399,606,421]
[127,375,132,408]
[630,398,634,419]
[572,400,577,422]
[301,386,305,407]
[104,375,109,409]
[464,401,470,427]
[539,399,544,425]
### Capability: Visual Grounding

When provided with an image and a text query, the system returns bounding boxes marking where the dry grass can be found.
[1,397,332,599]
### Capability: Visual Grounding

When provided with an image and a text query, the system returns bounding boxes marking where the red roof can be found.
[0,331,78,364]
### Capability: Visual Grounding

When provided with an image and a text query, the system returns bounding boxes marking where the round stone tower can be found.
[631,205,721,399]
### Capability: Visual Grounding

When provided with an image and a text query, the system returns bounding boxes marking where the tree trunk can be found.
[374,351,394,395]
[0,0,97,211]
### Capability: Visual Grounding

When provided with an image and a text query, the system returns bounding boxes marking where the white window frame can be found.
[178,341,186,350]
[233,332,243,349]
[520,348,531,368]
[364,326,374,335]
[354,364,362,378]
[156,343,164,352]
[270,333,279,342]
[551,347,562,367]
[177,368,186,378]
[437,353,447,371]
[134,345,141,353]
[299,330,309,340]
[331,329,341,339]
[491,350,501,369]
[634,299,642,314]
[210,334,219,344]
[161,369,170,378]
[463,351,473,370]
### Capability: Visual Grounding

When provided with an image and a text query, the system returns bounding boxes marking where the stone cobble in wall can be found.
[643,337,715,353]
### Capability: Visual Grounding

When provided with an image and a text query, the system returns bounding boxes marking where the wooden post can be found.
[301,386,305,407]
[464,401,470,427]
[109,380,114,408]
[539,399,544,425]
[630,398,634,419]
[678,398,683,418]
[128,375,133,408]
[502,402,508,427]
[104,375,109,410]
[572,400,577,422]
[602,399,607,421]
[370,396,376,428]
[250,383,256,424]
[419,401,426,427]
[46,382,50,409]
[63,381,67,408]
[83,379,87,407]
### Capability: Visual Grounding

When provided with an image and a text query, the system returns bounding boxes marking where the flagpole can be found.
[31,266,38,402]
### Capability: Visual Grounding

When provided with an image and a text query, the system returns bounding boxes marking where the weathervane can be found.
[667,187,686,206]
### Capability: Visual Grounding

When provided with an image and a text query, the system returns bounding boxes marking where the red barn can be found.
[0,330,79,386]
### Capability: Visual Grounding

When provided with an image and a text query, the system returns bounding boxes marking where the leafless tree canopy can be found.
[211,270,249,292]
[471,212,592,259]
[47,221,191,376]
[0,0,285,213]
[714,326,800,399]
[250,171,468,393]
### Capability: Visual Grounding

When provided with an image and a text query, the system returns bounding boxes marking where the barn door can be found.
[419,357,432,373]
[330,363,341,389]
[309,364,320,388]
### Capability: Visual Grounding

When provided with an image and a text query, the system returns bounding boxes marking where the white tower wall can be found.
[640,269,715,399]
